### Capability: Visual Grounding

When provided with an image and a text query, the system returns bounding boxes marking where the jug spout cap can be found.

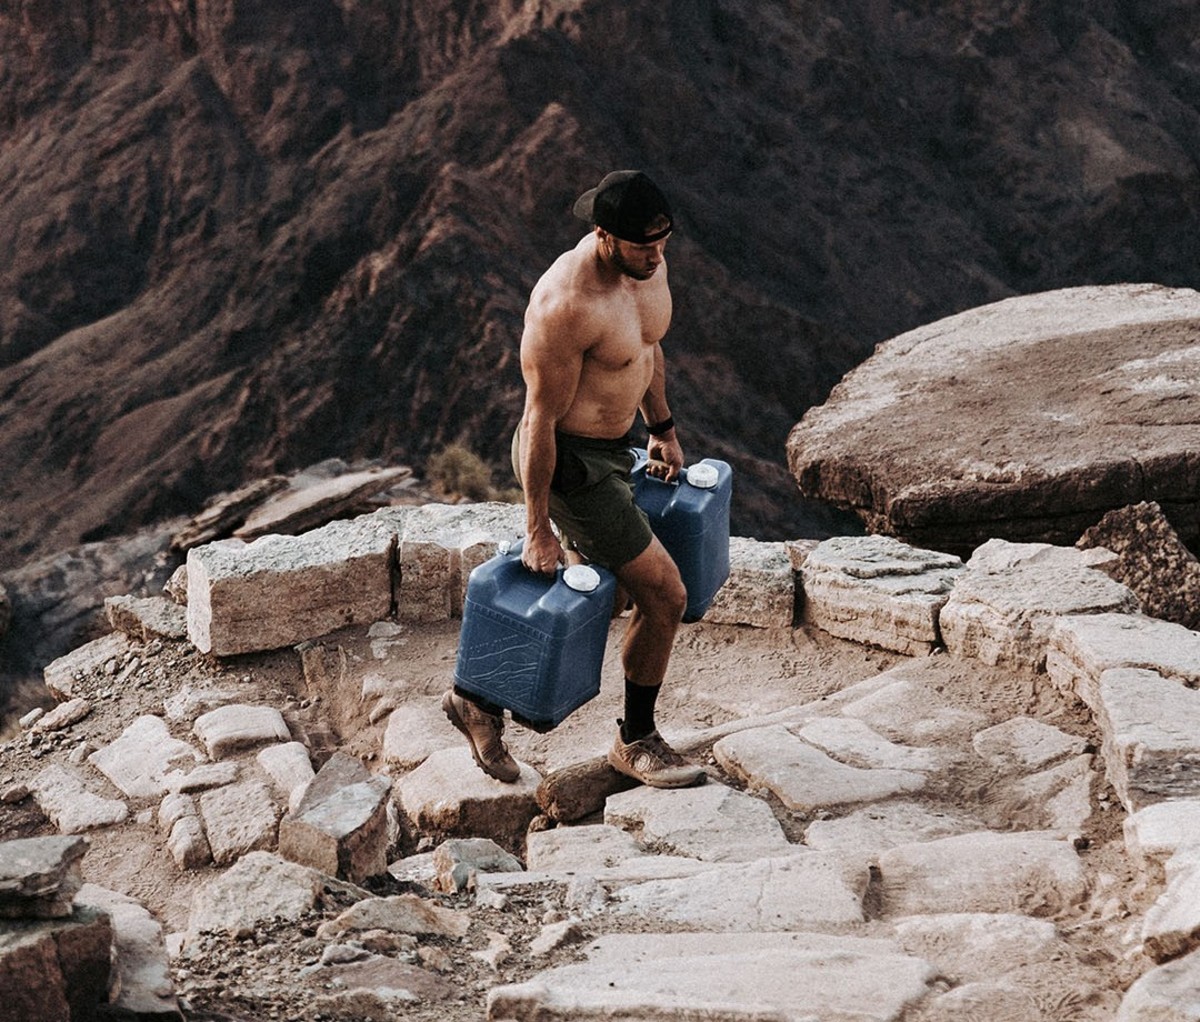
[563,564,602,592]
[686,463,719,489]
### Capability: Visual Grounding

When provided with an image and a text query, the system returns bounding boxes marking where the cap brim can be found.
[573,188,599,223]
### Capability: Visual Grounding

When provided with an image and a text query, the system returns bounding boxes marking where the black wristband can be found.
[646,415,675,436]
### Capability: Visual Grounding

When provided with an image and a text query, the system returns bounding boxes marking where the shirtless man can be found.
[443,170,706,789]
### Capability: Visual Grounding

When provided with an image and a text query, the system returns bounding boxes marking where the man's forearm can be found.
[520,413,558,535]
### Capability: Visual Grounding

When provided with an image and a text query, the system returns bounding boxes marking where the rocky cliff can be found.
[3,0,1200,570]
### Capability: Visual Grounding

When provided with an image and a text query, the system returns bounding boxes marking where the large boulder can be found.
[788,285,1200,558]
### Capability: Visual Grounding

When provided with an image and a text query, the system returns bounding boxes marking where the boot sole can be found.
[606,749,707,789]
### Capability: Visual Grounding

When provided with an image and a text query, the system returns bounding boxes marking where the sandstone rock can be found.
[1124,800,1200,874]
[277,752,391,883]
[1116,945,1200,1021]
[381,703,452,771]
[42,631,130,701]
[316,893,470,940]
[892,912,1063,979]
[233,465,412,540]
[431,837,524,893]
[306,955,454,1009]
[837,665,989,746]
[167,816,212,871]
[529,919,585,956]
[30,764,129,833]
[170,476,289,552]
[788,285,1200,556]
[704,537,794,628]
[192,703,291,759]
[1097,668,1200,812]
[158,792,197,835]
[0,836,87,919]
[876,831,1086,917]
[524,825,649,874]
[88,715,204,799]
[972,715,1088,771]
[387,502,523,623]
[800,535,962,654]
[76,884,182,1019]
[185,514,396,655]
[187,852,369,939]
[803,801,984,857]
[1142,845,1200,962]
[161,761,239,794]
[603,781,796,863]
[489,931,937,1021]
[1046,612,1200,712]
[983,754,1098,834]
[104,594,188,641]
[794,716,941,772]
[0,905,113,1022]
[940,539,1139,671]
[1079,501,1200,630]
[256,741,316,812]
[31,697,91,733]
[713,724,926,812]
[613,852,868,930]
[395,748,541,856]
[197,781,280,866]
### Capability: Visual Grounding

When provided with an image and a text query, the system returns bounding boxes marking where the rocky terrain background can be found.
[3,0,1200,575]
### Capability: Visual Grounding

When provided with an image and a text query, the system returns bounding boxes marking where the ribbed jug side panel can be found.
[454,600,555,714]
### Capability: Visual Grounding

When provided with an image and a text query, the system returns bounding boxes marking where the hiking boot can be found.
[441,690,521,783]
[607,725,707,789]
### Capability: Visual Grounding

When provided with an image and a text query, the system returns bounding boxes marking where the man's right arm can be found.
[518,293,586,574]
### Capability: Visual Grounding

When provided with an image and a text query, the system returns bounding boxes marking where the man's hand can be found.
[522,525,565,575]
[647,432,684,482]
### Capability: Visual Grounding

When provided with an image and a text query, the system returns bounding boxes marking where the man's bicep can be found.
[520,309,587,421]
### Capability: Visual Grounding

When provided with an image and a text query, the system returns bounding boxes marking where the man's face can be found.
[606,231,671,281]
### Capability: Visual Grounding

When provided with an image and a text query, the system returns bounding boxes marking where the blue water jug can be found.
[454,542,617,732]
[631,449,732,622]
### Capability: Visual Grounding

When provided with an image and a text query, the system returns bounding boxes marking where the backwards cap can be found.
[573,170,673,243]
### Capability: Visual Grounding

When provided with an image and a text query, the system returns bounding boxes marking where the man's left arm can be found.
[640,344,684,481]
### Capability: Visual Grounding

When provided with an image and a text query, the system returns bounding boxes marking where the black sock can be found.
[453,685,503,716]
[622,679,661,742]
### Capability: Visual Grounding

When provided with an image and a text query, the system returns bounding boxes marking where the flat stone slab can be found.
[187,851,367,939]
[786,284,1200,556]
[1047,612,1200,711]
[525,824,649,874]
[31,764,129,833]
[804,802,984,857]
[612,852,867,929]
[876,831,1086,917]
[1117,944,1200,1021]
[794,717,941,772]
[940,540,1139,671]
[198,780,280,866]
[89,715,204,799]
[1097,668,1200,812]
[105,594,188,641]
[713,724,926,812]
[1124,800,1200,872]
[488,931,937,1021]
[42,631,131,700]
[192,704,291,759]
[603,782,797,862]
[800,535,962,655]
[836,664,989,745]
[257,743,316,812]
[972,715,1088,771]
[382,703,453,770]
[317,893,470,940]
[704,537,795,628]
[893,912,1062,980]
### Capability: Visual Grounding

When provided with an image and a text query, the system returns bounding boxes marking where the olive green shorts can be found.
[511,427,653,570]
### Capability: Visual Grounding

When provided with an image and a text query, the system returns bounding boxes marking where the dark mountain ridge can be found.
[2,0,1200,571]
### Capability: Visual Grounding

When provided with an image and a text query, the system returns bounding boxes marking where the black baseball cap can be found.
[573,170,673,243]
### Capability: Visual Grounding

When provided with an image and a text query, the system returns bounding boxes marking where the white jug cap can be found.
[563,564,602,592]
[686,463,719,489]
